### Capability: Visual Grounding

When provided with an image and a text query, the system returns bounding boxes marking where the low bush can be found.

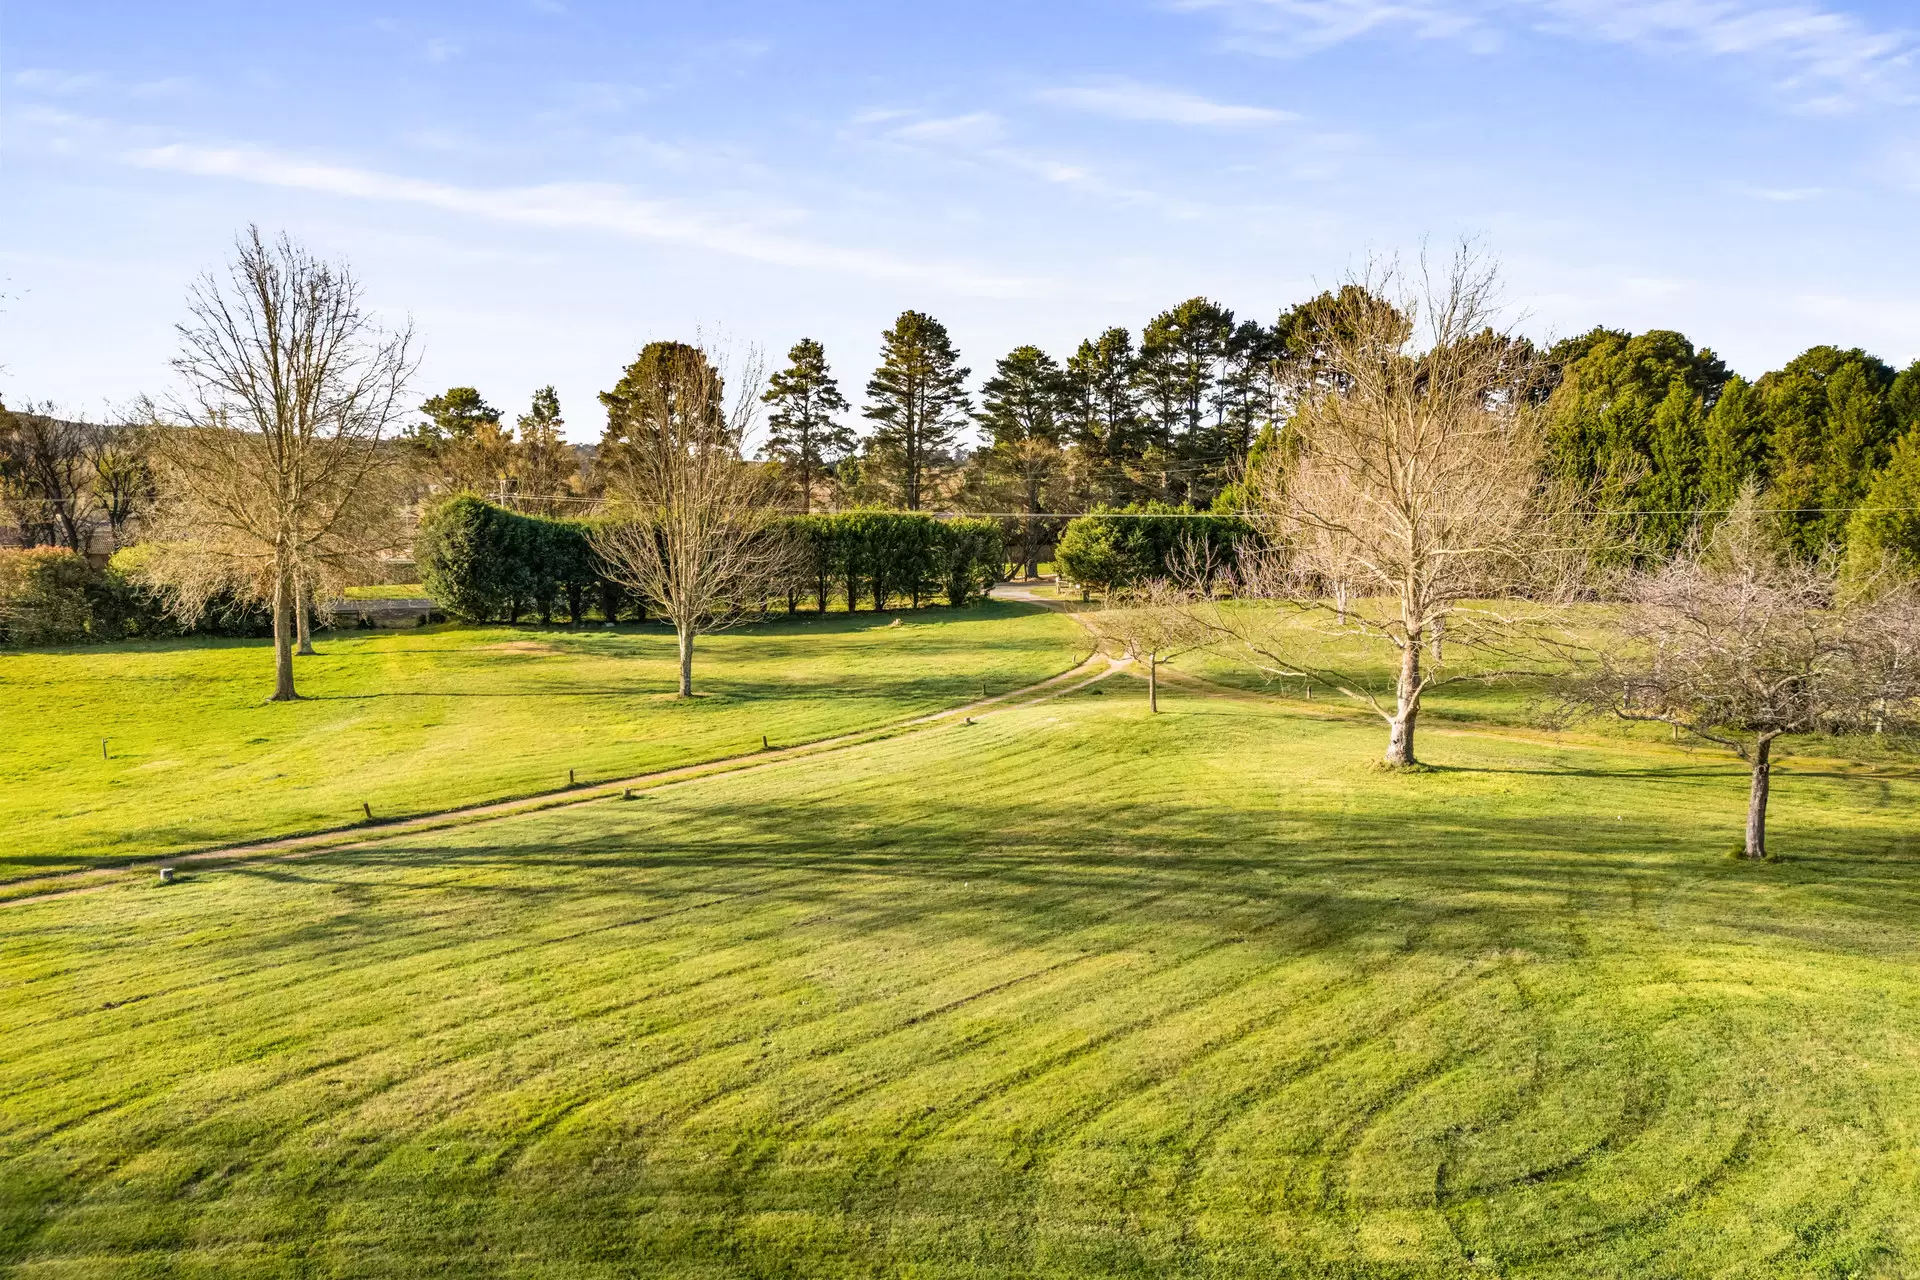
[0,547,96,644]
[1055,503,1253,597]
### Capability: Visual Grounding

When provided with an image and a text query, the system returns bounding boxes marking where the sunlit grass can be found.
[0,602,1083,880]
[4,684,1917,1275]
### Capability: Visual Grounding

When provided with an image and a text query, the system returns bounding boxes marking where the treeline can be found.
[0,405,149,554]
[413,496,1005,624]
[1541,331,1920,564]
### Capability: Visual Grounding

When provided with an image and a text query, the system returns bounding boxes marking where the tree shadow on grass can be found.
[215,769,1920,974]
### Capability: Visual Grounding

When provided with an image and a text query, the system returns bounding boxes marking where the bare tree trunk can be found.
[1429,614,1443,665]
[677,625,694,697]
[271,559,298,702]
[295,570,315,656]
[1744,734,1775,859]
[1384,638,1420,765]
[1149,653,1159,713]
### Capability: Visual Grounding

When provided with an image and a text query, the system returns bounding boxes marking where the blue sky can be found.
[5,0,1919,439]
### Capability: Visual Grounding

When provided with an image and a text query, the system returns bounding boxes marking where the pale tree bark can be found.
[135,228,413,702]
[1218,244,1566,766]
[1387,635,1421,766]
[1745,733,1777,860]
[294,566,316,656]
[273,548,297,701]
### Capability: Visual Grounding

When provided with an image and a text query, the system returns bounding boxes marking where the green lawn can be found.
[5,681,1918,1276]
[0,602,1083,882]
[339,584,430,600]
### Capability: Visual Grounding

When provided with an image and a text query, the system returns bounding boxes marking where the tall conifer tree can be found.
[1065,327,1140,505]
[978,345,1069,577]
[863,311,970,510]
[763,338,851,513]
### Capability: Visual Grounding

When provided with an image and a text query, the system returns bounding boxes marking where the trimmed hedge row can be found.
[414,497,1007,624]
[416,498,614,625]
[1054,503,1255,597]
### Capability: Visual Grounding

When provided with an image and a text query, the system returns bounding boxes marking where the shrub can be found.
[0,547,96,644]
[1056,504,1253,597]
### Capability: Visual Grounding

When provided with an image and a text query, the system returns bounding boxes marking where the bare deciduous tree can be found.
[591,343,788,697]
[1225,247,1565,766]
[0,402,97,552]
[139,228,414,701]
[88,420,151,552]
[1562,495,1920,859]
[1097,577,1218,712]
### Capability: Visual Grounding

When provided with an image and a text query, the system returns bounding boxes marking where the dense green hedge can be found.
[416,497,613,624]
[1055,503,1254,596]
[414,498,1007,624]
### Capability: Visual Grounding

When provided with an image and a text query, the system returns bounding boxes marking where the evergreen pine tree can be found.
[1133,298,1234,503]
[978,345,1069,577]
[1700,376,1765,512]
[1064,327,1139,506]
[763,338,851,513]
[863,311,970,510]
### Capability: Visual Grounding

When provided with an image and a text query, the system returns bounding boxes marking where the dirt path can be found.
[3,633,1127,909]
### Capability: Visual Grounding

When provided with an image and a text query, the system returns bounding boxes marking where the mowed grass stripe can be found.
[0,603,1084,879]
[6,687,1920,1275]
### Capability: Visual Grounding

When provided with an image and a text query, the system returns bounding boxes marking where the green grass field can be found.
[0,603,1083,882]
[339,584,431,601]
[6,674,1919,1277]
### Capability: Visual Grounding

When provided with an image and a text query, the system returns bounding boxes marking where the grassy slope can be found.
[0,603,1083,880]
[5,684,1918,1277]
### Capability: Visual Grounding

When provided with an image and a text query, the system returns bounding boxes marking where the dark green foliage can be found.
[599,342,724,473]
[1064,327,1140,507]
[0,548,96,644]
[939,518,1004,606]
[418,498,1004,623]
[1542,329,1733,557]
[783,511,1002,612]
[864,312,972,511]
[1544,331,1920,562]
[1846,431,1920,575]
[1055,504,1252,596]
[416,496,616,625]
[978,345,1070,578]
[405,386,501,454]
[1757,347,1902,555]
[763,338,852,513]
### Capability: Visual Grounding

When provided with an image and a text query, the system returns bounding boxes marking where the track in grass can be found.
[0,601,1084,880]
[5,688,1919,1276]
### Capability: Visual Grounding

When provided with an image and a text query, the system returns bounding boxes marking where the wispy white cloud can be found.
[1740,183,1825,201]
[124,142,1042,297]
[860,108,1212,219]
[12,68,103,94]
[888,112,1008,146]
[1034,77,1297,125]
[1181,0,1919,111]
